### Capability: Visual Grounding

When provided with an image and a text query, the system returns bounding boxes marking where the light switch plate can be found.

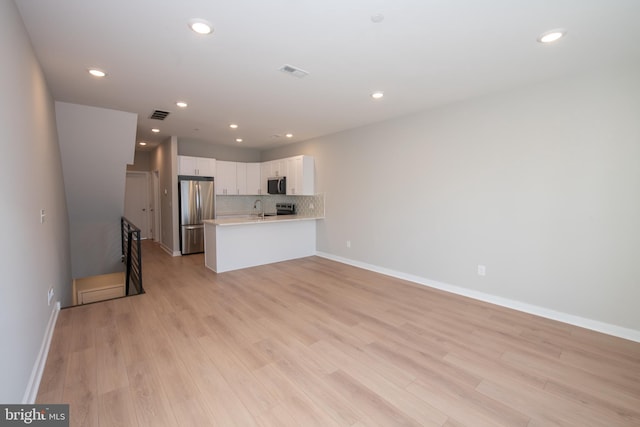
[477,265,486,276]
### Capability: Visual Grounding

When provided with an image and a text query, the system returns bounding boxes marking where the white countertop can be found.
[204,215,324,227]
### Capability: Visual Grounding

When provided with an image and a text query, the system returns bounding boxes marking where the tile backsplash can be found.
[216,193,325,218]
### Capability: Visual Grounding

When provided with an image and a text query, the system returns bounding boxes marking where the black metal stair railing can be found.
[121,217,144,296]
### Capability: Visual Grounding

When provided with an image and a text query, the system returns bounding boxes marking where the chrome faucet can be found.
[253,199,263,218]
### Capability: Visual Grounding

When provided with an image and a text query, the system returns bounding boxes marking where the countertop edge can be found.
[204,216,324,226]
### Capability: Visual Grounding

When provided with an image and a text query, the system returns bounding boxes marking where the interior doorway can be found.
[124,171,150,239]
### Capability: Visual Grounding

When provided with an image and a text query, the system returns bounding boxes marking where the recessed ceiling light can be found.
[139,142,147,146]
[176,101,188,108]
[279,64,309,79]
[151,128,160,133]
[285,133,293,138]
[537,29,566,44]
[371,91,384,99]
[235,138,243,143]
[229,123,238,129]
[371,14,384,23]
[88,68,106,77]
[189,19,213,35]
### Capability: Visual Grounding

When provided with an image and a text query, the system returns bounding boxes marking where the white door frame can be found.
[152,170,161,242]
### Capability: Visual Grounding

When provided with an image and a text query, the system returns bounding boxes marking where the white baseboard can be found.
[23,301,60,404]
[316,252,640,343]
[159,243,181,257]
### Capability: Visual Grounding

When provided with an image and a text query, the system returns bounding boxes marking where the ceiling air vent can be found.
[279,64,309,78]
[149,110,170,120]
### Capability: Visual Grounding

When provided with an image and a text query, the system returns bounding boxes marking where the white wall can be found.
[0,1,72,402]
[263,65,640,335]
[56,102,137,279]
[127,150,151,171]
[150,136,180,254]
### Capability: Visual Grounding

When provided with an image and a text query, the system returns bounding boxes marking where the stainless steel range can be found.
[276,203,296,215]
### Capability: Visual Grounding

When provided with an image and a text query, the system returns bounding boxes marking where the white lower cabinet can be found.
[204,219,317,273]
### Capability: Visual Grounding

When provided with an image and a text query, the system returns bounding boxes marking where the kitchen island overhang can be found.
[203,216,322,273]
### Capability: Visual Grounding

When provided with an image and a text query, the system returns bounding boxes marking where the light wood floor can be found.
[37,241,640,426]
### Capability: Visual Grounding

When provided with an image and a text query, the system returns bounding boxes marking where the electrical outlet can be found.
[40,209,46,224]
[346,240,351,248]
[47,287,54,306]
[477,265,486,276]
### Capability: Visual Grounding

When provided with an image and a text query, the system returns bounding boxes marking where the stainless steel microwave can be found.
[267,176,286,194]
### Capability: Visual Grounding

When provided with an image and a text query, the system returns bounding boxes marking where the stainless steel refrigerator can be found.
[179,176,215,254]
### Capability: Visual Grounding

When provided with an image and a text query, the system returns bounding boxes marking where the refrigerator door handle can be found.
[196,182,201,222]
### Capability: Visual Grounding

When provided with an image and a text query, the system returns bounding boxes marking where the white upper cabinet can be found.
[180,155,313,196]
[245,163,262,195]
[260,161,271,195]
[285,155,314,195]
[178,156,197,175]
[178,155,216,177]
[197,157,216,177]
[267,159,285,178]
[216,160,237,195]
[259,156,314,195]
[236,162,247,195]
[216,161,262,195]
[274,159,286,177]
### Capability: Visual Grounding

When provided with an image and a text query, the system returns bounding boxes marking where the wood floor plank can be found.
[542,379,640,425]
[252,362,343,427]
[62,348,98,427]
[97,387,139,427]
[274,356,362,425]
[36,318,72,401]
[442,351,547,391]
[365,339,481,389]
[310,339,447,426]
[126,360,179,427]
[403,321,504,362]
[559,348,640,390]
[406,378,529,427]
[197,334,279,419]
[255,403,300,427]
[476,378,620,427]
[501,350,640,413]
[37,241,640,426]
[170,398,220,427]
[324,369,424,427]
[95,324,129,394]
[178,337,258,427]
[114,311,154,366]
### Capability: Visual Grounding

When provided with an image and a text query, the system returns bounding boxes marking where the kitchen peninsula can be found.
[203,215,322,273]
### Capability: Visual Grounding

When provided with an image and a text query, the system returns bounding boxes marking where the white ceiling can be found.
[15,0,640,151]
